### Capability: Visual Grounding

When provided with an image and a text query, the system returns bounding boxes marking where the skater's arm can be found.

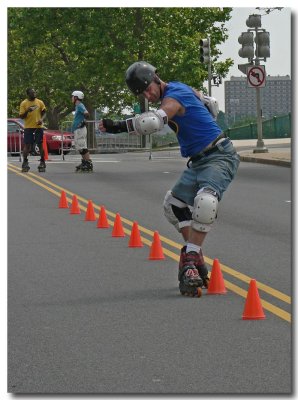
[159,97,185,119]
[37,109,46,126]
[19,105,37,119]
[98,98,180,135]
[98,118,127,134]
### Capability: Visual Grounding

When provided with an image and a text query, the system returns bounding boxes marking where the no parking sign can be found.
[247,65,266,88]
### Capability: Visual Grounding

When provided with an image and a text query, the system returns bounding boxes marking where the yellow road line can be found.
[8,163,291,321]
[224,281,291,323]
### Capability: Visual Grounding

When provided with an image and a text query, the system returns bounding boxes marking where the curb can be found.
[240,155,291,168]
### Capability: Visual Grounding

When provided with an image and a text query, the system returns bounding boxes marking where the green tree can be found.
[216,110,228,131]
[8,7,233,129]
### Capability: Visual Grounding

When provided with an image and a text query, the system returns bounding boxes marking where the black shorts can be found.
[24,128,44,145]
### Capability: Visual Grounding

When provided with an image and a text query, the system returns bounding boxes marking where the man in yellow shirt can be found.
[19,88,47,172]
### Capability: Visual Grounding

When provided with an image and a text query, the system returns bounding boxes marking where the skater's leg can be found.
[22,143,30,162]
[180,188,219,287]
[74,127,93,171]
[82,150,93,171]
[22,130,33,172]
[35,130,46,172]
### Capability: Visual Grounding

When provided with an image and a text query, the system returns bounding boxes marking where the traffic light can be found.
[238,32,254,59]
[199,38,210,64]
[246,14,262,28]
[255,31,270,58]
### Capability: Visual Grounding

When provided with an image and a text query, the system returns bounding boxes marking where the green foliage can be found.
[216,110,228,131]
[8,7,233,128]
[229,115,257,128]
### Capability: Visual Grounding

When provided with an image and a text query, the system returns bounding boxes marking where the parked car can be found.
[7,118,74,155]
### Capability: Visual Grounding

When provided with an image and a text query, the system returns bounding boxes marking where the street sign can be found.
[212,75,222,86]
[247,65,266,88]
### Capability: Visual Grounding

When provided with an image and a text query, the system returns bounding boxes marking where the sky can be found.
[210,7,292,111]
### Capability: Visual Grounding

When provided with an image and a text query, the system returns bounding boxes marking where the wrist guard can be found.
[102,119,128,133]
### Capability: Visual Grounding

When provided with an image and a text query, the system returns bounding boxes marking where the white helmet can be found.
[72,90,84,100]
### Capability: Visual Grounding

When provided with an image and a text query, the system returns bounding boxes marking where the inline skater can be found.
[99,61,240,296]
[19,88,47,172]
[71,90,93,172]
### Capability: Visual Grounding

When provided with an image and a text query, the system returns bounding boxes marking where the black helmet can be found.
[125,61,157,95]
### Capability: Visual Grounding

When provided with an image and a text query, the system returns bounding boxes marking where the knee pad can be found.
[192,188,218,233]
[79,148,88,155]
[163,191,192,232]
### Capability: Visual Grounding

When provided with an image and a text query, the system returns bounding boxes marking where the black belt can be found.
[187,133,229,168]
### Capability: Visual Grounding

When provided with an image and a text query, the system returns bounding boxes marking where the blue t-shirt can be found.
[72,102,87,131]
[161,82,222,157]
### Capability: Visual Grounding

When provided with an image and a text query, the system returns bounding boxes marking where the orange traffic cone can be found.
[42,134,49,161]
[85,200,96,221]
[242,279,266,320]
[97,206,109,228]
[207,258,227,295]
[70,194,81,214]
[148,231,165,260]
[58,190,68,208]
[112,213,125,237]
[128,221,143,247]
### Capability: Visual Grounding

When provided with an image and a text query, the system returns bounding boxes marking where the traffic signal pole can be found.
[208,57,212,96]
[255,87,266,152]
[238,14,269,153]
[254,52,267,153]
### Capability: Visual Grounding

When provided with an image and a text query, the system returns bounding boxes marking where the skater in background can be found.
[19,88,47,172]
[99,61,240,296]
[71,91,93,172]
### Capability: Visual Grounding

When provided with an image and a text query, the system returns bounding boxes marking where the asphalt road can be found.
[7,151,292,394]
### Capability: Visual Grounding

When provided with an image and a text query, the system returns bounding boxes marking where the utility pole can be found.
[238,14,270,153]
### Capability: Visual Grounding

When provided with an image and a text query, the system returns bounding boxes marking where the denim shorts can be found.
[171,139,240,206]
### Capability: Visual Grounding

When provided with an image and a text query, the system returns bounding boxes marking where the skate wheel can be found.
[203,279,209,289]
[197,287,202,297]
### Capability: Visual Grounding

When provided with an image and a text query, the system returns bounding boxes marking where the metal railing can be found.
[7,131,22,161]
[60,120,143,157]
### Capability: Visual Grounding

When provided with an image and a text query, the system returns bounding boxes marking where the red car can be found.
[7,118,74,155]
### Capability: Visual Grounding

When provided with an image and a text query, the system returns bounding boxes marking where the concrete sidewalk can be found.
[232,138,291,168]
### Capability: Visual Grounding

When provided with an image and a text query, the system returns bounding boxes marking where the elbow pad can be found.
[126,109,168,135]
[102,118,128,133]
[201,95,219,119]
